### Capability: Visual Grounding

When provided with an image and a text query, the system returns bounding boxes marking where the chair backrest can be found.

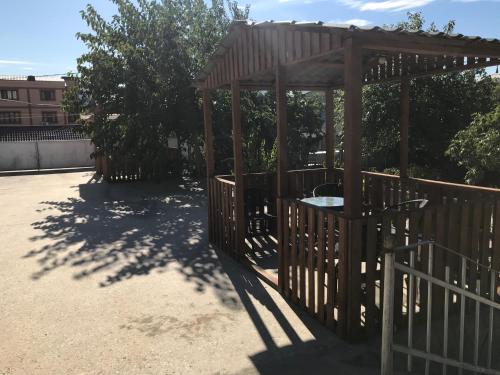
[384,199,429,212]
[313,183,343,197]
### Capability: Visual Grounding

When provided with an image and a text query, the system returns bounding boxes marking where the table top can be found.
[300,196,344,208]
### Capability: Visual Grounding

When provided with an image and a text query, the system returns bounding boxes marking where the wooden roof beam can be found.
[283,47,344,67]
[361,35,500,58]
[364,58,500,86]
[306,62,344,69]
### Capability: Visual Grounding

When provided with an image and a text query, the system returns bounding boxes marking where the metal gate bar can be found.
[381,241,500,375]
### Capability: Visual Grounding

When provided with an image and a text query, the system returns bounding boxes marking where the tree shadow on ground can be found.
[24,174,380,373]
[217,252,381,375]
[24,177,237,306]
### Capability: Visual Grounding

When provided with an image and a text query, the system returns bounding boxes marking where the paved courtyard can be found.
[0,172,379,375]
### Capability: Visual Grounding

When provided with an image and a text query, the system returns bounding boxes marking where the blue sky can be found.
[0,0,499,76]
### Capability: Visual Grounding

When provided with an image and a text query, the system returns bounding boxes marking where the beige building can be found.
[0,75,75,126]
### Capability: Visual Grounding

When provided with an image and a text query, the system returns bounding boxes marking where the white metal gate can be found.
[381,240,500,375]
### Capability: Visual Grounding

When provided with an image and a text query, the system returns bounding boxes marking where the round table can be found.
[300,196,344,209]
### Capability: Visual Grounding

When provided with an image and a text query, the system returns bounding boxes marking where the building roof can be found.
[0,74,65,82]
[0,126,89,142]
[195,20,500,90]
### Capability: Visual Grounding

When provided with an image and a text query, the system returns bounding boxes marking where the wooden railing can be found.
[278,196,500,338]
[102,157,144,182]
[286,167,344,198]
[362,171,500,209]
[278,198,382,337]
[278,199,350,335]
[96,150,180,182]
[208,176,237,257]
[210,168,500,339]
[283,167,500,207]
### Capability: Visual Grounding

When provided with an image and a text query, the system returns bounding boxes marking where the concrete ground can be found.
[0,172,380,375]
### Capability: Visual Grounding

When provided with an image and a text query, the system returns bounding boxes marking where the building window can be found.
[0,89,18,100]
[42,112,58,124]
[40,89,56,101]
[0,111,21,124]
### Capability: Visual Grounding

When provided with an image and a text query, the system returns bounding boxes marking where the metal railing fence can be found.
[382,240,500,375]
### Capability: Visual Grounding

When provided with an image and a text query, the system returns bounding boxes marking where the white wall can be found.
[38,140,94,169]
[0,140,94,171]
[0,142,38,170]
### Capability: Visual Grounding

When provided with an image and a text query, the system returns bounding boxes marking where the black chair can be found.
[383,198,429,212]
[363,198,429,216]
[312,183,344,198]
[359,199,430,307]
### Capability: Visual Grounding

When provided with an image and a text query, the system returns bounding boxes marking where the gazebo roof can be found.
[195,20,500,90]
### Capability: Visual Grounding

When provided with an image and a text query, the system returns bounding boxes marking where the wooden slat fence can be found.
[101,156,143,182]
[361,170,500,209]
[278,196,500,339]
[208,177,238,256]
[372,200,500,336]
[213,169,500,339]
[279,198,349,336]
[97,150,180,182]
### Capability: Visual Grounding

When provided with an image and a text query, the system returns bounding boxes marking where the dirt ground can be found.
[0,172,380,375]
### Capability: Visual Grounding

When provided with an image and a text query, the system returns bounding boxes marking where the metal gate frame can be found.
[381,240,500,375]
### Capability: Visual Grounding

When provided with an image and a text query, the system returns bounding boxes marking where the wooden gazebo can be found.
[196,21,500,340]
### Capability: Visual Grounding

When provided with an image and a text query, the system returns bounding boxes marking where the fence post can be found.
[35,141,41,170]
[381,244,395,375]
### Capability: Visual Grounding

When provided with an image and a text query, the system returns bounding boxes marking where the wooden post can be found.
[203,89,215,243]
[381,250,395,375]
[231,81,245,258]
[343,38,363,340]
[276,65,288,293]
[325,88,335,182]
[276,65,288,198]
[203,89,215,179]
[400,77,409,179]
[343,38,363,218]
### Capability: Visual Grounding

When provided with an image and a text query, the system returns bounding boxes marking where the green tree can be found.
[361,12,496,180]
[494,78,500,103]
[60,74,86,122]
[286,91,325,169]
[447,106,500,185]
[72,0,244,178]
[213,89,325,174]
[240,91,325,172]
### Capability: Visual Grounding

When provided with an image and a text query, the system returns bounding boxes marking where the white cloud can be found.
[0,59,35,65]
[278,0,324,3]
[340,0,434,11]
[330,18,372,26]
[251,0,325,10]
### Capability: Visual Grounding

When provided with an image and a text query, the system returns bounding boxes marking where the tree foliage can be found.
[211,90,325,174]
[68,5,498,184]
[361,12,496,181]
[447,80,500,185]
[447,106,500,185]
[69,0,324,178]
[72,0,242,177]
